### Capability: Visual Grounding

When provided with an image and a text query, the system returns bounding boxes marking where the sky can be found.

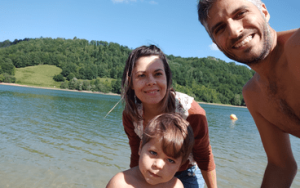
[0,0,299,65]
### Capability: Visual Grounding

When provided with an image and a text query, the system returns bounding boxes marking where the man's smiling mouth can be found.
[234,34,254,49]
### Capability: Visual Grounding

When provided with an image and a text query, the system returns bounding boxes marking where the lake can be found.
[0,85,299,188]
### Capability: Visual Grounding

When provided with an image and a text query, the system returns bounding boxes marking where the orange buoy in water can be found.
[230,114,238,120]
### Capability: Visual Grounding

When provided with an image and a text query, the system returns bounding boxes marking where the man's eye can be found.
[215,26,224,35]
[167,158,175,163]
[236,11,247,18]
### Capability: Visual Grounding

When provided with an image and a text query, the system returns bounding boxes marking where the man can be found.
[198,0,299,187]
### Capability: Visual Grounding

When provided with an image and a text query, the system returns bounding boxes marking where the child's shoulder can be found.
[171,177,184,188]
[172,177,184,188]
[106,172,129,188]
[156,177,184,188]
[106,167,141,188]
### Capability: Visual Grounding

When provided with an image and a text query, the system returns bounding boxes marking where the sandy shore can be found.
[1,82,247,108]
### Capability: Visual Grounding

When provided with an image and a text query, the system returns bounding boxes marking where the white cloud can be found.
[149,1,158,4]
[111,0,137,3]
[209,43,219,51]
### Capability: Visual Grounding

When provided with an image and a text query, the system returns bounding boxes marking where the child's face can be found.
[138,138,182,185]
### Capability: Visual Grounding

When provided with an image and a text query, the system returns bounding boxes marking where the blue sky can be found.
[0,0,299,65]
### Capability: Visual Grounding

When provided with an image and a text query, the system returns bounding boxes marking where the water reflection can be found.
[229,119,237,129]
[1,85,299,188]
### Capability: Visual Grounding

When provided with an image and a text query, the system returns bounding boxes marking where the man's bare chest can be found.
[259,79,300,135]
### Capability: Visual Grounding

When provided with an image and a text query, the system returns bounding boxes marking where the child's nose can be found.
[153,159,165,169]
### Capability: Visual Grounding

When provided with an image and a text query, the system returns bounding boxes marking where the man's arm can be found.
[201,169,217,188]
[244,89,297,188]
[254,113,297,187]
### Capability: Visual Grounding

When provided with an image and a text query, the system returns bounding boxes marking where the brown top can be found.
[122,100,215,172]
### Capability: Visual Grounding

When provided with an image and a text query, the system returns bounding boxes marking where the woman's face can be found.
[131,55,167,108]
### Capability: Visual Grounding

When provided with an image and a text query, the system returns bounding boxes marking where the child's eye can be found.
[149,150,157,156]
[167,158,175,163]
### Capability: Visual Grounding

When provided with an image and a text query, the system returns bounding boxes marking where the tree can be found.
[0,37,255,106]
[111,79,121,94]
[53,74,65,82]
[82,80,91,91]
[67,73,75,81]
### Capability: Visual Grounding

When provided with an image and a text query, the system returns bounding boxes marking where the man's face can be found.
[206,0,272,65]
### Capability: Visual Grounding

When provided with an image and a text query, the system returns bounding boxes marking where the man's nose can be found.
[227,19,243,38]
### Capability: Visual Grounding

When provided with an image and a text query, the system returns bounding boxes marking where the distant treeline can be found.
[0,37,255,106]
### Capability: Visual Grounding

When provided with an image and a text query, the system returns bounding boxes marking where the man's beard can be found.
[224,23,272,66]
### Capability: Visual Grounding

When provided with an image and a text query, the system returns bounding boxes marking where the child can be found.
[106,113,194,188]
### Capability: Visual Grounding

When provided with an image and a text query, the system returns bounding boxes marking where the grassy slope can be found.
[15,65,62,88]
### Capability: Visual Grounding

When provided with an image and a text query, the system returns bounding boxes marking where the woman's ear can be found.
[128,76,134,90]
[138,140,142,156]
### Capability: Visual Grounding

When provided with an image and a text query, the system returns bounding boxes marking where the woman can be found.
[121,45,217,188]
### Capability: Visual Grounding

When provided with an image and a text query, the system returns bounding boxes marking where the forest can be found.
[0,37,255,106]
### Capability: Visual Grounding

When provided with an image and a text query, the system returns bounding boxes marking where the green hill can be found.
[0,37,255,106]
[15,65,62,88]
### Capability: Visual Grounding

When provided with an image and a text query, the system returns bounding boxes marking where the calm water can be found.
[0,85,299,188]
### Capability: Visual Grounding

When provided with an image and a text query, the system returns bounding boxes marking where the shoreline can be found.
[0,82,120,96]
[0,82,247,108]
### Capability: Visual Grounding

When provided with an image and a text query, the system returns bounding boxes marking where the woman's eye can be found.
[149,150,157,155]
[167,158,175,163]
[155,72,163,76]
[137,74,145,78]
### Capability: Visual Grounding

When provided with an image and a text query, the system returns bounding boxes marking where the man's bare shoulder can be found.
[278,28,300,54]
[284,28,300,64]
[242,74,261,109]
[243,74,259,97]
[279,28,300,45]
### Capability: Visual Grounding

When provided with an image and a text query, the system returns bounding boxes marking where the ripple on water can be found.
[1,86,299,187]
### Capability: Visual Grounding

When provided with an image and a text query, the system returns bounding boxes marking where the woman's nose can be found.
[147,75,156,86]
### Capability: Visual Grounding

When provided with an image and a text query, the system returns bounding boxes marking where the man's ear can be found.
[261,4,270,22]
[138,140,142,156]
